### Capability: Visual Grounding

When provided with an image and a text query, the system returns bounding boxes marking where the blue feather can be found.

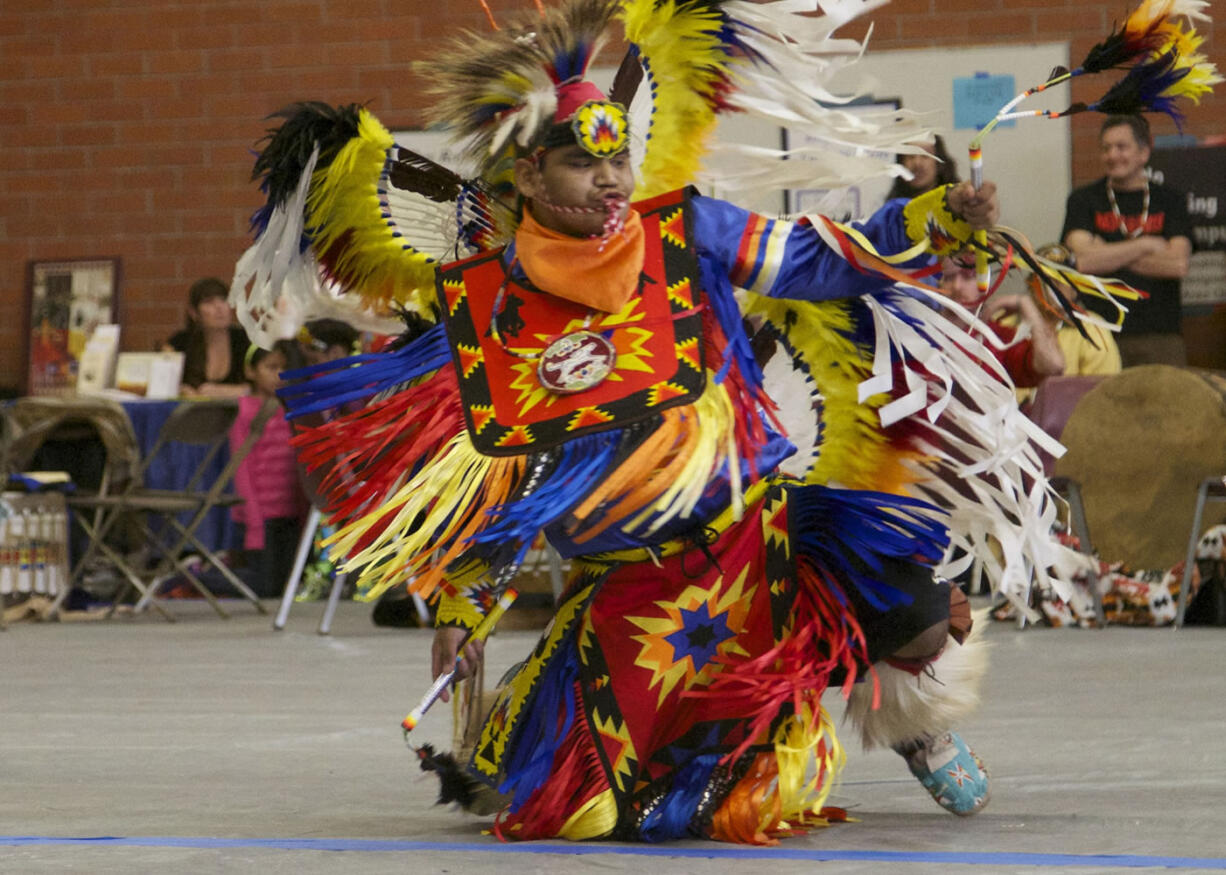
[1089,49,1191,128]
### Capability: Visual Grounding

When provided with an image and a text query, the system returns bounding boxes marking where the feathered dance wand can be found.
[401,587,519,734]
[966,0,1221,299]
[401,587,518,812]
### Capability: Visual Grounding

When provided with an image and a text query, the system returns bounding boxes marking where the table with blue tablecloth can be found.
[7,395,243,607]
[120,399,239,552]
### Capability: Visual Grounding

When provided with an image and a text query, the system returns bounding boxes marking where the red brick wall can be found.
[2,0,1222,392]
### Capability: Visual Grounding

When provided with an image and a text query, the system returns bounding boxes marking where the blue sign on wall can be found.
[953,73,1016,130]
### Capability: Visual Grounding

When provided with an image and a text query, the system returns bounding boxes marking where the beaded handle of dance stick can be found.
[968,146,990,295]
[401,586,519,733]
[965,67,1075,296]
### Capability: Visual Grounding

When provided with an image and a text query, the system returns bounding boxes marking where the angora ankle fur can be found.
[845,615,989,751]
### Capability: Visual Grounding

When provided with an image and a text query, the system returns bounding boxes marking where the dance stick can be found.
[401,586,519,733]
[965,65,1078,296]
[968,146,990,295]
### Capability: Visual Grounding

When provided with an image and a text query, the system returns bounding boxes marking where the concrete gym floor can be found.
[1,598,1224,874]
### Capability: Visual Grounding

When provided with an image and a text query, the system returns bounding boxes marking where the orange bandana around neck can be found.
[515,206,645,313]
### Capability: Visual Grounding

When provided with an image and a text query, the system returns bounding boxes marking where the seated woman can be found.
[163,277,250,397]
[886,134,960,200]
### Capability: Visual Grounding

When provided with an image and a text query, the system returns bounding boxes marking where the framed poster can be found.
[25,257,121,396]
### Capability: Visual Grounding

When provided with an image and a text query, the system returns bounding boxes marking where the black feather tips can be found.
[252,102,366,207]
[414,743,487,809]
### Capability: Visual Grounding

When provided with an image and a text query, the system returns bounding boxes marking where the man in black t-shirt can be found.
[1061,114,1192,366]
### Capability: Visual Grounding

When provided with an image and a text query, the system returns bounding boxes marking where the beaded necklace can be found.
[1106,177,1150,239]
[484,193,631,393]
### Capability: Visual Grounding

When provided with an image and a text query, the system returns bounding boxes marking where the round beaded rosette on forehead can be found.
[571,99,629,158]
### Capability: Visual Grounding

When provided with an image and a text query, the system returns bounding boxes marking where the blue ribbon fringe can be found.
[278,325,450,418]
[468,432,624,566]
[639,753,723,842]
[498,629,581,812]
[698,251,765,390]
[790,484,949,612]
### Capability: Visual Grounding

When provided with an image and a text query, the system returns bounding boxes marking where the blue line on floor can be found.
[3,837,1225,868]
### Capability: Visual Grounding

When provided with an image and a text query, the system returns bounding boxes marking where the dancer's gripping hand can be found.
[947,180,1000,230]
[431,626,485,704]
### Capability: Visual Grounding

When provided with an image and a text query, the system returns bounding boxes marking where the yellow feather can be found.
[305,108,438,316]
[622,0,739,198]
[746,294,924,495]
[1161,26,1223,104]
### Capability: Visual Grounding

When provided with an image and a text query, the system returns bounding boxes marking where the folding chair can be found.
[1175,475,1226,629]
[273,505,435,635]
[5,396,140,620]
[273,505,351,635]
[64,398,279,620]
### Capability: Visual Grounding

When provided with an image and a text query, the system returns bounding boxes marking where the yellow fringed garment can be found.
[707,705,846,845]
[324,433,523,601]
[569,376,747,542]
[746,294,925,496]
[771,703,846,826]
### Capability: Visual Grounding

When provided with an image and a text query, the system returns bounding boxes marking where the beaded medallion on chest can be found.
[435,190,706,455]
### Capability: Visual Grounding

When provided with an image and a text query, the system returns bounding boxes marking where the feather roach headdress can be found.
[418,0,628,182]
[229,0,943,346]
[419,0,928,205]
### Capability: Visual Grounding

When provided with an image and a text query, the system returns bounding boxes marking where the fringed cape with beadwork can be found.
[230,0,1157,616]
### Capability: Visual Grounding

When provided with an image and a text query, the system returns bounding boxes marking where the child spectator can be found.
[298,319,361,367]
[938,255,1066,387]
[230,341,308,598]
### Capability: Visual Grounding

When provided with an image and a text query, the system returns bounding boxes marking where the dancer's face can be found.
[515,145,634,238]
